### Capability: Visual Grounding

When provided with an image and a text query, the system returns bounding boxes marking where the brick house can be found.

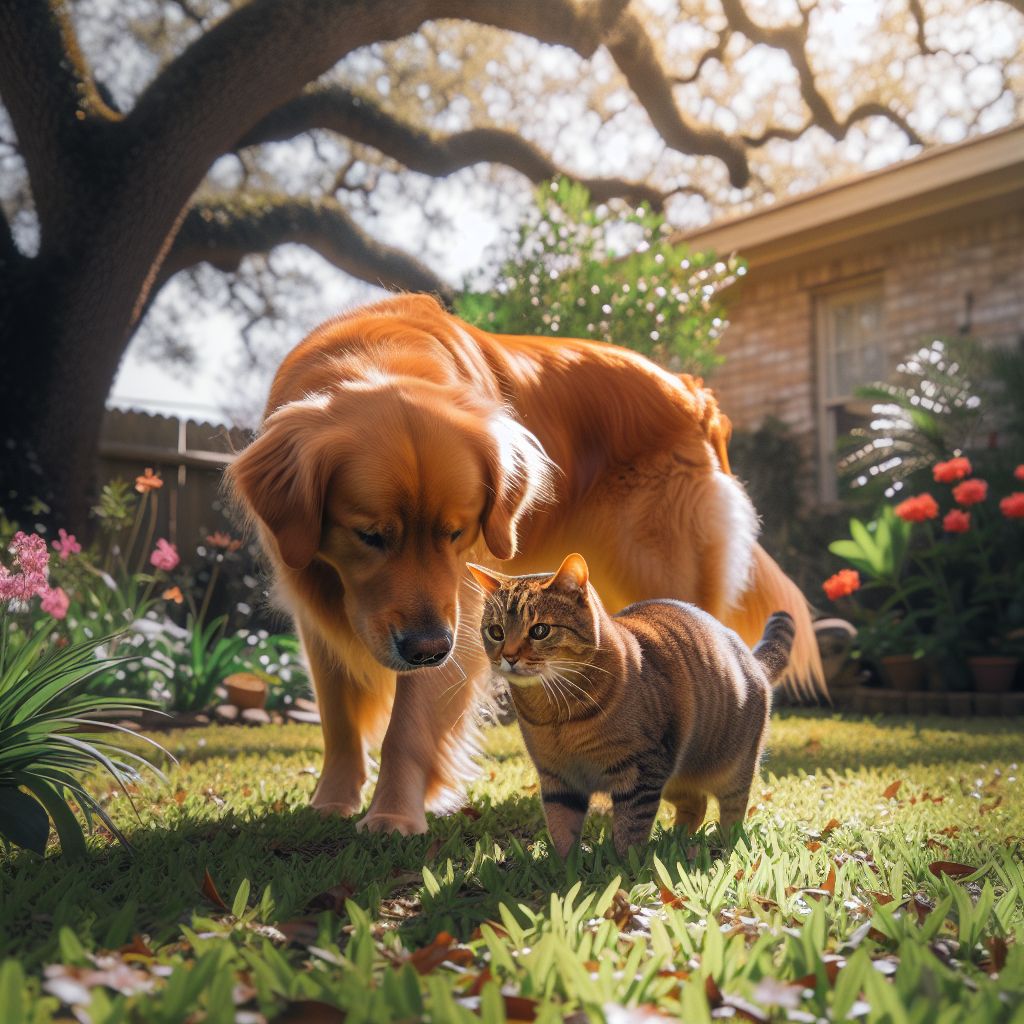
[682,122,1024,504]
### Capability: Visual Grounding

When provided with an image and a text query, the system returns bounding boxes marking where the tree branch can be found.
[0,0,119,244]
[722,0,923,149]
[239,87,669,209]
[604,10,750,187]
[161,195,454,301]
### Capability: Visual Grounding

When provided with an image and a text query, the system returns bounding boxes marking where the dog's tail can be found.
[752,611,796,684]
[725,545,827,702]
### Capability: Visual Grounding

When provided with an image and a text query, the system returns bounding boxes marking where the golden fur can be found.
[227,293,824,834]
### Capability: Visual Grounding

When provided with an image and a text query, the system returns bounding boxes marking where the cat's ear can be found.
[467,563,503,596]
[543,553,589,597]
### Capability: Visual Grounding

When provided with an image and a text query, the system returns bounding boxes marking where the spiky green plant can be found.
[0,620,168,857]
[838,337,988,502]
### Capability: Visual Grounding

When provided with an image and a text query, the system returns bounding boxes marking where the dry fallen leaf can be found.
[821,818,842,837]
[276,918,320,947]
[407,932,474,975]
[928,861,977,880]
[983,936,1008,974]
[504,995,539,1021]
[805,841,822,852]
[201,868,229,911]
[305,882,357,916]
[605,889,640,930]
[822,865,837,896]
[882,780,903,800]
[276,1000,347,1023]
[659,885,686,910]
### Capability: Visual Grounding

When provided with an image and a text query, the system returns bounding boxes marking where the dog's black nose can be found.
[397,628,453,667]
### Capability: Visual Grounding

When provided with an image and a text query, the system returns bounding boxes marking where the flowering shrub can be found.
[826,459,1024,674]
[0,530,166,856]
[2,471,313,714]
[455,178,743,372]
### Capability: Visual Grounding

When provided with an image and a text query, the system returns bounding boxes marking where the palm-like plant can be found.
[838,337,988,502]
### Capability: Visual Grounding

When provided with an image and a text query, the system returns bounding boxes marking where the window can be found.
[816,282,886,503]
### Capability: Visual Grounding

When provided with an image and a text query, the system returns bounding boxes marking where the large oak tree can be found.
[1,0,1021,526]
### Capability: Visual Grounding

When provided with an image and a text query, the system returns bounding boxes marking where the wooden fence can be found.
[97,409,251,554]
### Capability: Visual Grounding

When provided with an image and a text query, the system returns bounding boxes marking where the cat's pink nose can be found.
[505,653,519,666]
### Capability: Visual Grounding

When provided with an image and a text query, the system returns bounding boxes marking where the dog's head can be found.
[228,380,554,673]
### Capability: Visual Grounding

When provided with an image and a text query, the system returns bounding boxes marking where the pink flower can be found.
[52,529,82,561]
[40,586,70,620]
[1000,493,1024,519]
[942,509,970,534]
[1015,465,1024,482]
[11,531,49,577]
[0,531,50,603]
[952,478,988,506]
[150,538,180,572]
[933,457,972,483]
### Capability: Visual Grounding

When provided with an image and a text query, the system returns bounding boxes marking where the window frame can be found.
[814,278,886,504]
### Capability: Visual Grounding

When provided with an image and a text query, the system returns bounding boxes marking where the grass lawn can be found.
[2,711,1023,1022]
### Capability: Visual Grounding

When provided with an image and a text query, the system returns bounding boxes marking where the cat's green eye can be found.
[528,623,550,640]
[486,624,504,642]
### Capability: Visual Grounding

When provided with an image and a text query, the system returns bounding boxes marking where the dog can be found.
[228,293,824,834]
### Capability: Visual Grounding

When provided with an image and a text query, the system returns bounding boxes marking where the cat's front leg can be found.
[538,776,590,858]
[611,780,665,858]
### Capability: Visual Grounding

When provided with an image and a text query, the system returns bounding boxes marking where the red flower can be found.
[1000,493,1024,519]
[894,493,939,522]
[933,457,972,483]
[823,569,861,600]
[1015,465,1024,481]
[942,509,970,534]
[952,478,988,506]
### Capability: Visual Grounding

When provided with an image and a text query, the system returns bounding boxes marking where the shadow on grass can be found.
[0,788,725,970]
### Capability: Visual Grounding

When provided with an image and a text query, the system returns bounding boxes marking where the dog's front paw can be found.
[357,810,428,836]
[311,799,362,819]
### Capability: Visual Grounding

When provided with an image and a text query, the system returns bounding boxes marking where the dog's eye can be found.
[486,624,504,642]
[355,529,385,550]
[450,529,463,543]
[529,623,550,640]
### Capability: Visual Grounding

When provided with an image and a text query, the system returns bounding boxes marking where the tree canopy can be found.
[0,0,1021,524]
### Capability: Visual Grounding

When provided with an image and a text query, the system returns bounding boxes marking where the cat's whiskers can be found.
[548,665,604,716]
[537,672,567,723]
[542,670,577,724]
[553,657,614,677]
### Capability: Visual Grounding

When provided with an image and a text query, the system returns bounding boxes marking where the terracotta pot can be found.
[224,672,268,710]
[879,655,927,692]
[968,656,1019,694]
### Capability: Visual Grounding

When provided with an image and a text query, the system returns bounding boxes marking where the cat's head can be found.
[466,553,599,688]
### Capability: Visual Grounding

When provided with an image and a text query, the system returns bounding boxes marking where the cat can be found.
[467,553,793,858]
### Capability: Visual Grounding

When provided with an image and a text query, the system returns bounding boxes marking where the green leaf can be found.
[18,775,86,859]
[0,959,27,1024]
[232,878,251,918]
[0,787,49,855]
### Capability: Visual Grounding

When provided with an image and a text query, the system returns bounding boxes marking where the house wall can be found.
[707,206,1024,500]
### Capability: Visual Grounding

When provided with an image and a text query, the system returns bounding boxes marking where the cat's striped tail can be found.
[752,611,796,684]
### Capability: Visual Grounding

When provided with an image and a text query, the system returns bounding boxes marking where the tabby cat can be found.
[467,553,792,858]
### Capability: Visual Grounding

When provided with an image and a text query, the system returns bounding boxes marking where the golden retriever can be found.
[228,293,824,834]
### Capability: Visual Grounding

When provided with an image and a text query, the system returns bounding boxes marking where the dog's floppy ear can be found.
[227,403,337,571]
[480,414,556,561]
